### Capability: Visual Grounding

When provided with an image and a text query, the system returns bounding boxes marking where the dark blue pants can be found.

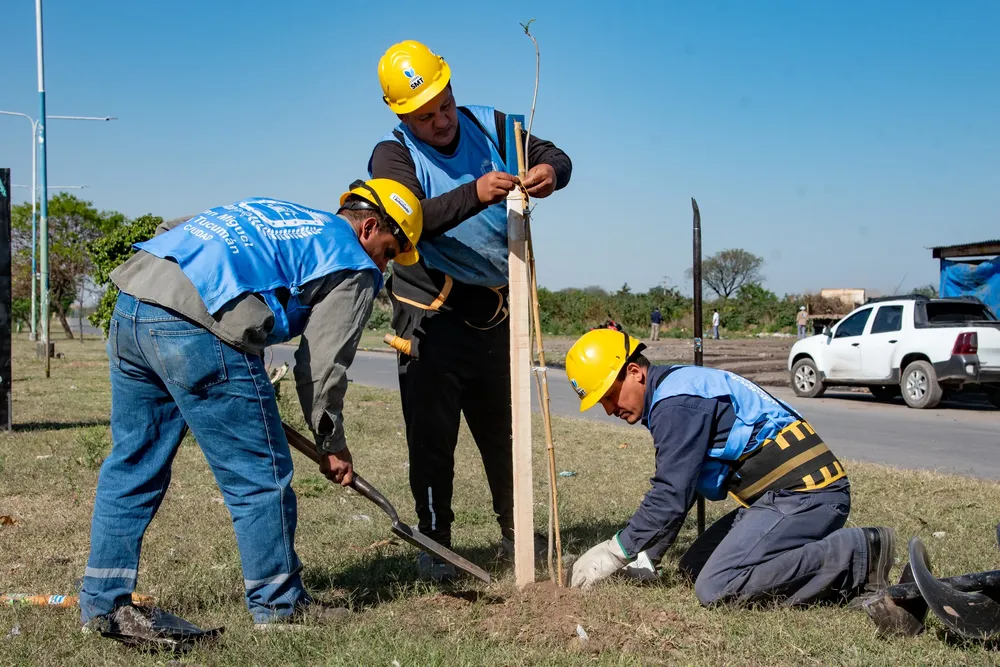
[653,481,869,605]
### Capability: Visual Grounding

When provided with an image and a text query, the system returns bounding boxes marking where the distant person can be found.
[650,307,662,341]
[797,306,809,339]
[712,309,720,339]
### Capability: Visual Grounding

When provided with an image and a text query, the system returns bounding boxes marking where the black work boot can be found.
[862,527,897,592]
[847,527,897,610]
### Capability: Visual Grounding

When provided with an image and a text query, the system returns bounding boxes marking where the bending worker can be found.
[80,180,422,632]
[565,329,896,607]
[368,40,572,579]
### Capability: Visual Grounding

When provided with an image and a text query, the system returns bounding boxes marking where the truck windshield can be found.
[924,301,998,324]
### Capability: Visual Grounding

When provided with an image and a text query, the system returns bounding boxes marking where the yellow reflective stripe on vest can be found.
[737,443,830,500]
[802,460,847,491]
[728,419,846,506]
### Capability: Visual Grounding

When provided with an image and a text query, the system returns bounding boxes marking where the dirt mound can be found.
[406,582,701,661]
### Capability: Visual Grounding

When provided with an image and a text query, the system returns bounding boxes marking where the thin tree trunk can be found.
[55,303,75,340]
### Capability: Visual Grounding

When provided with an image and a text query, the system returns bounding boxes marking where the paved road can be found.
[269,346,1000,481]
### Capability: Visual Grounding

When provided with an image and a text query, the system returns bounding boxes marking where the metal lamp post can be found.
[13,185,88,190]
[0,112,114,344]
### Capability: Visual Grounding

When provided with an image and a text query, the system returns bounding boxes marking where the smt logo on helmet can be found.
[403,67,424,90]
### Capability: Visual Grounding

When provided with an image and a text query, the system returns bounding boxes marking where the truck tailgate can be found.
[974,325,1000,369]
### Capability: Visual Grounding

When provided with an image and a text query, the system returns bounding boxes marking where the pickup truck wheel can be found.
[900,360,943,409]
[791,359,826,398]
[868,385,900,402]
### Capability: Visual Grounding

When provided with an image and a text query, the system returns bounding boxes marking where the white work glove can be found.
[619,550,659,581]
[571,534,630,591]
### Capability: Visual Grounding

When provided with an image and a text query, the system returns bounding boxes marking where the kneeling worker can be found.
[80,180,421,632]
[565,329,896,607]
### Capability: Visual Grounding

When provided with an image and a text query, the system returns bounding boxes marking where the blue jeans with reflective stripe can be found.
[80,292,306,623]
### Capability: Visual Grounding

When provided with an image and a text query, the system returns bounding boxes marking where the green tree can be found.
[11,194,126,338]
[687,248,765,300]
[87,215,162,335]
[912,283,938,298]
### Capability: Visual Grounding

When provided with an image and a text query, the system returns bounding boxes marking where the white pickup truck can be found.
[787,296,1000,409]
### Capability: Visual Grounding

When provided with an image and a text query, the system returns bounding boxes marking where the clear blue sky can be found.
[2,1,997,296]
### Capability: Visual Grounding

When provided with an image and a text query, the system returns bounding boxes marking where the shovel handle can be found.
[348,475,400,524]
[281,421,400,523]
[282,422,321,464]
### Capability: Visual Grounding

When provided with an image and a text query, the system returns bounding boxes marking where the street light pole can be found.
[1,113,114,348]
[14,185,88,190]
[36,0,51,377]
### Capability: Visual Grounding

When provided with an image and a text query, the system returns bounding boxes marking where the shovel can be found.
[281,422,491,584]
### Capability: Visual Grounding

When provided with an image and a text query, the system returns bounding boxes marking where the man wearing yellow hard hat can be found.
[368,40,572,580]
[564,329,897,609]
[79,180,423,634]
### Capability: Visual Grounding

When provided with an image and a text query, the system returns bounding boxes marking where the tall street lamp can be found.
[14,185,88,190]
[0,111,116,342]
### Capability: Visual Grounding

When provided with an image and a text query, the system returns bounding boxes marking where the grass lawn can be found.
[1,338,999,666]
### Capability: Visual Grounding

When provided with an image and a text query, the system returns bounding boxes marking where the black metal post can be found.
[692,197,705,534]
[0,169,12,431]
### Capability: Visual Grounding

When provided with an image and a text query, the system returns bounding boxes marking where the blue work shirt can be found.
[618,365,739,557]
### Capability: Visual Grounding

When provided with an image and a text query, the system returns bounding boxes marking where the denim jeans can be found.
[798,325,807,339]
[80,292,305,623]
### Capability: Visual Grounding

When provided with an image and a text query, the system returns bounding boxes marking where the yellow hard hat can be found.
[565,329,645,412]
[378,40,451,114]
[340,178,423,266]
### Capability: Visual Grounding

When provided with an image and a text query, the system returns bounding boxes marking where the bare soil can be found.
[398,581,704,663]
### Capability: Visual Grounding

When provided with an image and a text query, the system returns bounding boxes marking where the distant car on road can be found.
[787,296,1000,409]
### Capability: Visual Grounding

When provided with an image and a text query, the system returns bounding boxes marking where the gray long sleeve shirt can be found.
[110,216,375,453]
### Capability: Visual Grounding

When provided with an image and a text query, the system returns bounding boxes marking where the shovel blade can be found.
[390,523,491,584]
[909,536,1000,641]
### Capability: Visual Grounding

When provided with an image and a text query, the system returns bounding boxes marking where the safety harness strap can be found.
[389,262,508,329]
[727,420,846,507]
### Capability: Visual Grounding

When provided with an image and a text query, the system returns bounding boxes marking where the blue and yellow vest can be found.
[370,105,509,287]
[647,366,845,505]
[137,198,384,345]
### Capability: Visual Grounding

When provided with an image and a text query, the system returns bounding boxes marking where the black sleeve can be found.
[369,140,486,240]
[494,110,572,191]
[617,395,717,557]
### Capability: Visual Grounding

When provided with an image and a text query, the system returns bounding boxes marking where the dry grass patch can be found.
[1,338,998,665]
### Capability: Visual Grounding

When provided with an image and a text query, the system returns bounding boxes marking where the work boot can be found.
[252,601,351,633]
[862,526,897,592]
[846,527,896,610]
[81,604,223,648]
[416,552,457,583]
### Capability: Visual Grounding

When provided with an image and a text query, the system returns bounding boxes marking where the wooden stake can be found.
[507,117,534,587]
[514,122,564,586]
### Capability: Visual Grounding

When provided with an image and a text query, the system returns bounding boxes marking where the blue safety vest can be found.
[645,366,800,500]
[137,198,384,345]
[369,105,510,287]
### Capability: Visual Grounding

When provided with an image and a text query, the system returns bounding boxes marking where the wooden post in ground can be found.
[506,115,534,587]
